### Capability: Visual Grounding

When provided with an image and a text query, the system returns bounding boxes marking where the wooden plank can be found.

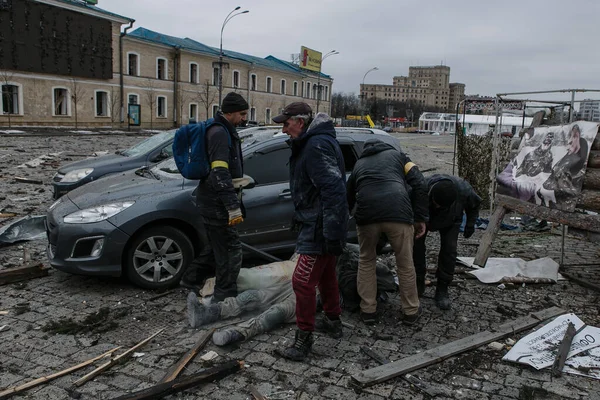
[13,177,43,185]
[578,189,600,213]
[249,385,268,400]
[589,150,600,169]
[158,328,215,384]
[552,322,576,377]
[495,194,600,232]
[73,329,164,387]
[473,205,507,267]
[583,169,600,190]
[112,360,243,400]
[351,307,566,387]
[0,347,121,399]
[0,213,17,218]
[0,263,49,286]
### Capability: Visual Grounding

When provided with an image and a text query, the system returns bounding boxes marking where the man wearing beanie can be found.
[191,92,249,301]
[412,174,481,309]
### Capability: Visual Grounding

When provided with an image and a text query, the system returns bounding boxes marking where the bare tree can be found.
[70,78,87,129]
[110,87,121,128]
[0,70,15,128]
[196,80,217,120]
[143,78,157,131]
[177,87,191,127]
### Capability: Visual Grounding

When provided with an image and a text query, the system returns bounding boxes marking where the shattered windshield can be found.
[122,130,176,157]
[152,158,180,178]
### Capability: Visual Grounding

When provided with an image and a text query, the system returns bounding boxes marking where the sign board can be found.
[346,115,364,120]
[128,104,141,127]
[465,99,524,112]
[300,46,322,72]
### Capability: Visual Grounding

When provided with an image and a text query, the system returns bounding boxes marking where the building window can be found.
[233,70,240,88]
[213,67,219,86]
[128,94,139,105]
[324,86,329,101]
[95,90,109,117]
[212,104,219,117]
[1,84,21,115]
[312,84,317,99]
[293,81,298,96]
[266,77,272,93]
[250,107,256,122]
[306,82,311,99]
[190,63,199,84]
[265,108,271,122]
[157,96,166,118]
[127,52,139,76]
[280,79,286,95]
[251,74,257,91]
[189,103,198,121]
[157,58,168,80]
[53,87,69,116]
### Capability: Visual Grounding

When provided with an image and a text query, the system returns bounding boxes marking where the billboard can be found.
[300,46,322,72]
[496,121,599,211]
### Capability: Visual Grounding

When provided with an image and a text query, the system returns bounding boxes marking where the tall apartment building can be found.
[360,65,465,112]
[579,99,600,122]
[0,0,332,128]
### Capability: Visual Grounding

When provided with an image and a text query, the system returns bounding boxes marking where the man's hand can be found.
[414,222,426,239]
[463,225,475,238]
[228,208,244,226]
[325,240,344,256]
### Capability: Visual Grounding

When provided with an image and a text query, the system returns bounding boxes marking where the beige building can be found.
[360,65,465,112]
[0,0,332,129]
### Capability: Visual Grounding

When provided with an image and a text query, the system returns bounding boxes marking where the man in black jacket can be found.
[413,174,481,310]
[272,103,349,362]
[193,92,248,302]
[347,139,429,325]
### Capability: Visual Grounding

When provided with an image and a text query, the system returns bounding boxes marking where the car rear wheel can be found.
[125,226,193,289]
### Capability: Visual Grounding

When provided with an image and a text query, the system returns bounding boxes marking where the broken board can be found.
[351,306,566,387]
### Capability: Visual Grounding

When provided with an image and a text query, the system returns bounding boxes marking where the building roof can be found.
[42,0,134,23]
[127,27,331,80]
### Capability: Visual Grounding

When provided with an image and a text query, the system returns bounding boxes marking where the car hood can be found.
[66,169,184,209]
[58,154,130,173]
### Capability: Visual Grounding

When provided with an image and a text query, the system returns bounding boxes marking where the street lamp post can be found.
[316,50,339,113]
[360,67,378,125]
[218,6,249,108]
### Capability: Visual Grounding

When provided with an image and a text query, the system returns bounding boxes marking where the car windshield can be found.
[151,158,180,178]
[121,130,176,157]
[240,127,282,148]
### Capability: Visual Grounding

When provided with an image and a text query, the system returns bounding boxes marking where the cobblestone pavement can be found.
[1,131,599,399]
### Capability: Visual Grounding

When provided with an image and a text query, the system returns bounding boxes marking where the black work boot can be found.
[416,275,426,297]
[435,282,452,310]
[315,315,343,338]
[278,329,314,361]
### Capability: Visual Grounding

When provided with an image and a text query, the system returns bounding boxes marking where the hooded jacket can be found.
[288,113,349,254]
[346,139,429,226]
[427,174,481,232]
[196,112,244,222]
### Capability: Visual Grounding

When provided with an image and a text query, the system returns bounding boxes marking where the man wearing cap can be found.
[413,174,481,310]
[191,92,249,302]
[273,103,348,361]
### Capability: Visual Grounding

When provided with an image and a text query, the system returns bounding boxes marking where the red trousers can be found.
[292,254,341,331]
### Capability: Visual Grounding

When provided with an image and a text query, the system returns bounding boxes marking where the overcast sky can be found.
[97,0,599,100]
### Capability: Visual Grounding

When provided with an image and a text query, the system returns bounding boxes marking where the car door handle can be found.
[278,189,291,198]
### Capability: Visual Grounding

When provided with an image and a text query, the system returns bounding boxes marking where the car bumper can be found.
[46,200,131,277]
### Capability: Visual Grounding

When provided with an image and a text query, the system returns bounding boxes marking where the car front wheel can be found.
[125,226,193,289]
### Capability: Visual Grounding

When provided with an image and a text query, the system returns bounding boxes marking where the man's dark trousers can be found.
[413,223,460,284]
[204,220,242,302]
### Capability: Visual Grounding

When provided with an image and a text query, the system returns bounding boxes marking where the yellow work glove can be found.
[228,208,243,226]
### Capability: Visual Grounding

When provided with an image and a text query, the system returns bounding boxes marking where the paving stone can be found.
[321,384,361,399]
[244,351,277,367]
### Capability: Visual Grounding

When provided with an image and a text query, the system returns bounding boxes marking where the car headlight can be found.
[61,168,94,183]
[64,201,135,224]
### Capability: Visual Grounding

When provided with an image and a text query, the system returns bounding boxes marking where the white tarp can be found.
[457,257,560,283]
[503,313,600,371]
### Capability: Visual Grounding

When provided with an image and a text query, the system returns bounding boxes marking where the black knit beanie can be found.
[430,180,458,208]
[221,92,249,113]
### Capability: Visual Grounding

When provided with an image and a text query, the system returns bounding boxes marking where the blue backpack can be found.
[172,119,229,180]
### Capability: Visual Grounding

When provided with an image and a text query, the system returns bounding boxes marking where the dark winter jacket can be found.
[427,174,481,232]
[288,113,349,254]
[196,113,244,223]
[346,139,428,226]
